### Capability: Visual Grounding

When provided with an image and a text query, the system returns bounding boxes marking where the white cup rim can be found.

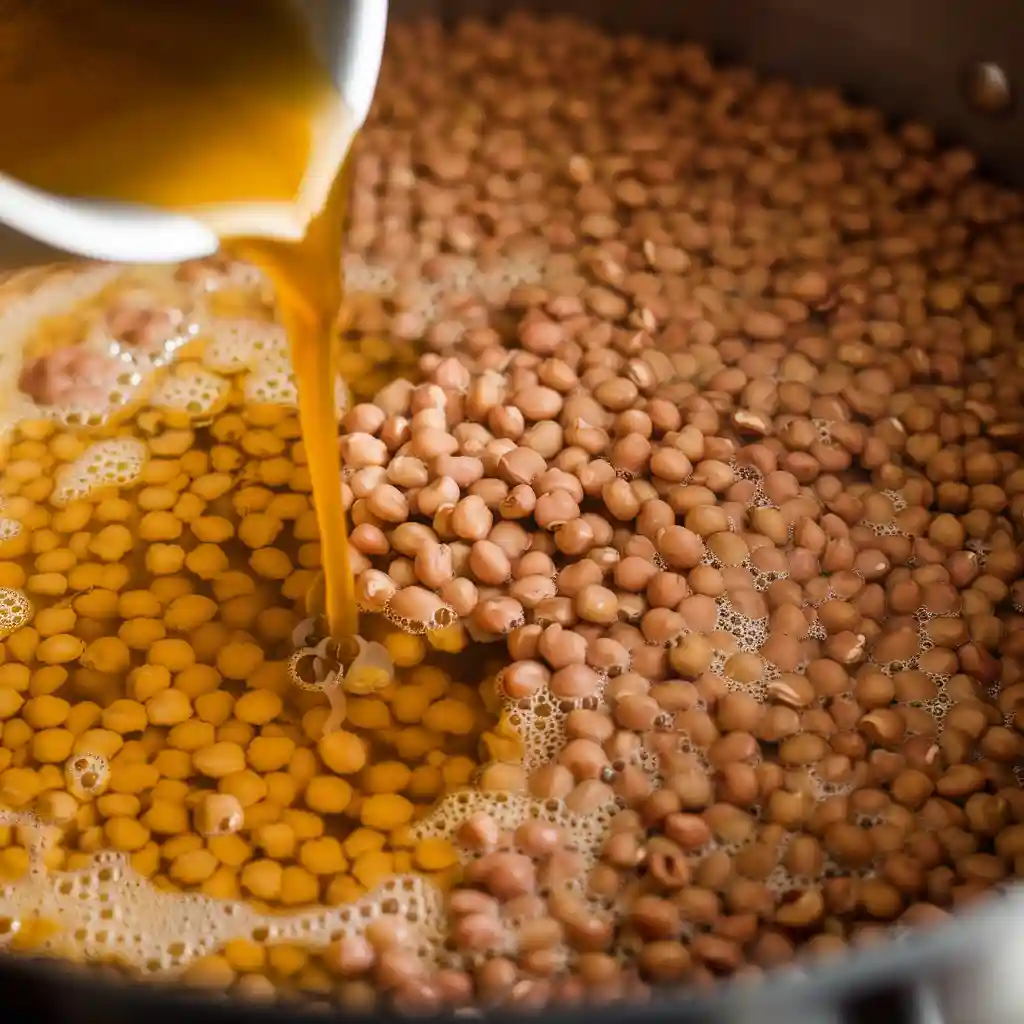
[0,0,388,264]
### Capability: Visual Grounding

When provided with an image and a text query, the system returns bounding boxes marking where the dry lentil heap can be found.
[0,10,1020,1013]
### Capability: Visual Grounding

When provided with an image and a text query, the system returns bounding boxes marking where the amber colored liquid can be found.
[0,0,358,637]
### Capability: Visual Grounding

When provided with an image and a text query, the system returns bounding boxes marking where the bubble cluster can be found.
[0,266,122,435]
[0,588,31,637]
[412,790,616,874]
[19,344,143,427]
[64,753,109,800]
[87,287,201,370]
[202,319,290,375]
[0,785,617,983]
[242,369,298,407]
[0,809,447,977]
[0,514,21,542]
[52,437,147,505]
[150,365,228,416]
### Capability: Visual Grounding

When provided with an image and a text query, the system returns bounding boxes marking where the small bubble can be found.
[811,418,834,444]
[65,752,109,797]
[287,649,339,693]
[432,605,458,629]
[731,460,763,482]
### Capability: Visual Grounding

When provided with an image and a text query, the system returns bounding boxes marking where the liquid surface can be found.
[0,0,357,637]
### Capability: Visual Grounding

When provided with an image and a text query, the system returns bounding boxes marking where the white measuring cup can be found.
[0,0,388,264]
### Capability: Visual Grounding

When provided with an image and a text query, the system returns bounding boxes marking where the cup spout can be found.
[0,0,388,265]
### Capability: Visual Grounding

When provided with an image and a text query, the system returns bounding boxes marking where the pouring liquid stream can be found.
[0,0,360,639]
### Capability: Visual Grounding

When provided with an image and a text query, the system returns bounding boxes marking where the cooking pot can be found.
[0,1,1021,1022]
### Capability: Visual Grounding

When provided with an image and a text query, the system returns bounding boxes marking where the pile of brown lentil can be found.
[0,9,1021,1013]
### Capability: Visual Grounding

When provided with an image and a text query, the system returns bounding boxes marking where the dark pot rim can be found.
[3,885,1020,1024]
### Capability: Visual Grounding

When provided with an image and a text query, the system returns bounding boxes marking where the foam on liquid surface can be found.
[52,438,148,507]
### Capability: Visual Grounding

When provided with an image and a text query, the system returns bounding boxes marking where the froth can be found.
[64,753,110,800]
[413,791,615,868]
[202,319,290,375]
[0,809,446,976]
[150,365,228,416]
[0,588,31,638]
[0,265,120,386]
[0,266,151,433]
[0,789,617,977]
[498,674,608,774]
[242,364,350,415]
[87,289,200,371]
[228,323,352,411]
[52,438,148,506]
[243,369,299,407]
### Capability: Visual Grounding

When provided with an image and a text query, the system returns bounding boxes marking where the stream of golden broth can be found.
[0,0,359,638]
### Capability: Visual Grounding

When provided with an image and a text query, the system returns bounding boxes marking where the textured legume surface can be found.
[0,11,1021,1013]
